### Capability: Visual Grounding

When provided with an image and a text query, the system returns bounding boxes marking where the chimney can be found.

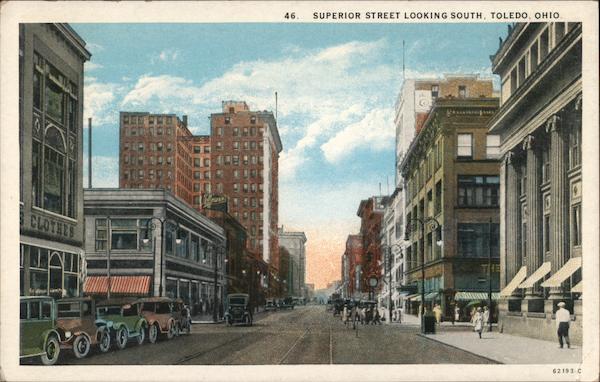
[182,115,188,127]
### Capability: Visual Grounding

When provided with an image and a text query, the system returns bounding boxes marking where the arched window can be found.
[43,126,66,214]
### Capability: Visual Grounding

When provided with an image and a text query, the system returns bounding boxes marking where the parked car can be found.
[135,297,178,343]
[95,299,147,350]
[55,297,110,358]
[264,298,277,311]
[171,299,191,335]
[224,294,253,326]
[279,297,295,310]
[20,296,61,365]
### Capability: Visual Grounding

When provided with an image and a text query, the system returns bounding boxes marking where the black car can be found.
[224,294,253,326]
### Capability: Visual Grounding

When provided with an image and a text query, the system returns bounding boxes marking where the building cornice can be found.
[53,23,91,61]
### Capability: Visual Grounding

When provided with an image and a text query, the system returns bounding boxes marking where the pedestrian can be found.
[342,304,349,327]
[482,306,490,331]
[454,305,460,324]
[472,307,483,339]
[360,306,366,325]
[373,307,382,325]
[351,304,358,330]
[433,304,442,324]
[556,302,571,349]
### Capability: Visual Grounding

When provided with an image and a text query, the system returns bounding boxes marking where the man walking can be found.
[556,302,571,349]
[482,306,490,332]
[351,303,359,330]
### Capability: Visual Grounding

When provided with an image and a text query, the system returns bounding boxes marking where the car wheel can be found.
[148,324,159,344]
[98,330,111,353]
[41,336,60,365]
[136,326,145,345]
[166,322,174,340]
[174,323,180,337]
[73,335,91,359]
[115,327,128,350]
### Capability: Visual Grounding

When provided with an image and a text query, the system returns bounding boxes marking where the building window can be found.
[554,23,566,45]
[486,135,501,159]
[457,223,500,258]
[457,175,500,207]
[194,158,201,167]
[572,204,581,247]
[233,141,240,150]
[431,85,439,99]
[458,85,467,98]
[457,134,472,159]
[543,214,551,254]
[194,146,201,154]
[224,117,230,125]
[233,127,239,136]
[540,28,549,60]
[43,128,66,215]
[518,55,527,86]
[95,219,107,251]
[434,181,442,215]
[250,116,256,124]
[194,171,201,180]
[542,144,551,183]
[530,41,539,73]
[569,125,581,169]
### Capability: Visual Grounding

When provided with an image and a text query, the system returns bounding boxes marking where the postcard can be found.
[1,1,598,381]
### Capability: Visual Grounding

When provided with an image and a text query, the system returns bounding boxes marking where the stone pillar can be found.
[504,152,520,287]
[546,115,569,299]
[523,135,542,298]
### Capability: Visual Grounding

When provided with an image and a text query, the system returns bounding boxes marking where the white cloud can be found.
[154,49,181,63]
[82,156,119,188]
[84,77,124,126]
[320,107,395,163]
[85,62,103,71]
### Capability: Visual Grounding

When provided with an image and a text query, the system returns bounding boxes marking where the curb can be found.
[416,333,503,364]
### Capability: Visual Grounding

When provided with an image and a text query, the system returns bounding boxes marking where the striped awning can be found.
[500,266,527,297]
[541,257,582,288]
[406,293,421,301]
[519,262,552,289]
[571,281,582,293]
[84,276,151,295]
[455,292,500,301]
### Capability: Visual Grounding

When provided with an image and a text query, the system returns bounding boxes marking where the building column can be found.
[523,135,543,298]
[504,152,520,292]
[546,115,569,299]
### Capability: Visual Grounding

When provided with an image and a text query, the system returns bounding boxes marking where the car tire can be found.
[115,327,128,350]
[41,336,60,365]
[73,335,91,359]
[136,326,145,345]
[98,330,111,353]
[166,322,175,340]
[148,324,159,344]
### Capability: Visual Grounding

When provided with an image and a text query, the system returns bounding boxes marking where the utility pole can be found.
[488,217,493,332]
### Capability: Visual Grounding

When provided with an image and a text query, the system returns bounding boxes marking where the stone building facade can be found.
[400,97,500,319]
[278,227,307,297]
[490,22,582,343]
[119,112,194,205]
[19,24,90,298]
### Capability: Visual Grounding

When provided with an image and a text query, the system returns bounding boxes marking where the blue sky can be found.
[73,23,508,287]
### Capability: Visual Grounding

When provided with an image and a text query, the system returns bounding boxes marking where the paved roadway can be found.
[62,305,493,365]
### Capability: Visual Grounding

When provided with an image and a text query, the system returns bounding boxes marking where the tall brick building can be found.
[119,112,193,205]
[191,135,211,209]
[209,101,282,270]
[356,196,387,297]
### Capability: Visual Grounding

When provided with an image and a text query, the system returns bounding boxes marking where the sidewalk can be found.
[420,330,582,364]
[387,313,473,328]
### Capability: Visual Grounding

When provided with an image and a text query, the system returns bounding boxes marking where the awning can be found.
[541,257,582,288]
[406,293,421,301]
[84,276,151,295]
[425,292,439,301]
[500,266,527,297]
[455,292,500,301]
[571,281,582,293]
[519,262,552,289]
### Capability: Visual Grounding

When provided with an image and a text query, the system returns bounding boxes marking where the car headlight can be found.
[65,331,72,339]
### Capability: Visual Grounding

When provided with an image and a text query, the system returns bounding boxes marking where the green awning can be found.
[425,292,440,301]
[455,292,499,301]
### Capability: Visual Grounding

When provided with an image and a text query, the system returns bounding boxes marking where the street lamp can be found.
[142,217,181,297]
[404,216,442,334]
[209,242,226,323]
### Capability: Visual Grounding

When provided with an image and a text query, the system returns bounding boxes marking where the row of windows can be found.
[215,155,263,166]
[213,168,263,179]
[123,155,173,166]
[125,183,172,191]
[123,126,173,136]
[457,134,500,159]
[213,125,263,137]
[123,141,174,152]
[214,140,264,151]
[122,115,174,125]
[123,169,172,180]
[21,245,79,298]
[193,145,211,154]
[503,23,579,101]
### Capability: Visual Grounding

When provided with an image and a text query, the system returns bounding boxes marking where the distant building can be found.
[278,226,307,297]
[400,96,500,319]
[356,196,387,298]
[119,112,194,205]
[344,234,363,298]
[19,24,91,298]
[209,101,282,271]
[191,135,211,211]
[490,22,582,344]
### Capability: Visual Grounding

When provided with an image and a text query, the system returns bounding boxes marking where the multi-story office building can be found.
[119,112,194,206]
[19,24,90,298]
[191,135,211,210]
[400,97,500,319]
[344,234,363,298]
[209,101,282,270]
[83,189,226,317]
[356,196,387,298]
[278,227,307,297]
[490,22,582,343]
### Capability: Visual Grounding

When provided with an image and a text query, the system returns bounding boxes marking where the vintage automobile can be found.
[95,299,147,350]
[264,298,277,311]
[278,297,295,310]
[136,297,180,343]
[172,299,191,335]
[224,294,253,326]
[55,297,111,358]
[20,296,61,365]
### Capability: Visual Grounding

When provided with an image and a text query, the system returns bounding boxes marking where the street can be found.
[62,305,493,365]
